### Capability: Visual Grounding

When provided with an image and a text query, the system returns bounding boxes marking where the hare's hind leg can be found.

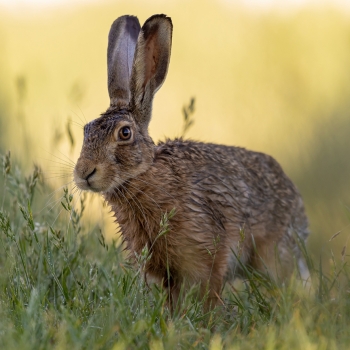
[250,235,296,283]
[251,232,310,286]
[251,244,291,283]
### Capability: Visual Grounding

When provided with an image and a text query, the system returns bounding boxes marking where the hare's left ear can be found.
[130,14,173,130]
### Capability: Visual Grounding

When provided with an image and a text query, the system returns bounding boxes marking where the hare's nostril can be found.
[85,168,96,182]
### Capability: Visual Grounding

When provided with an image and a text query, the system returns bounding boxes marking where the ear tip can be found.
[110,15,141,31]
[144,14,173,29]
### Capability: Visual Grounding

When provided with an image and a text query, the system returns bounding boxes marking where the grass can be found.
[0,150,350,349]
[1,4,350,347]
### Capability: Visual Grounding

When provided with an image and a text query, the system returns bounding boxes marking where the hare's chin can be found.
[103,177,126,193]
[74,177,110,193]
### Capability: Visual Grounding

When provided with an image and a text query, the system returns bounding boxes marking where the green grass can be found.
[0,151,350,350]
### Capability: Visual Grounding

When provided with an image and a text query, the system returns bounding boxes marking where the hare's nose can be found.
[85,168,96,182]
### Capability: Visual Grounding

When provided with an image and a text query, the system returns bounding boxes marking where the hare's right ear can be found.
[107,15,141,108]
[130,14,172,130]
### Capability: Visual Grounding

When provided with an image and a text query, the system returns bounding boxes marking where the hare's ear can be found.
[130,14,172,129]
[107,15,141,107]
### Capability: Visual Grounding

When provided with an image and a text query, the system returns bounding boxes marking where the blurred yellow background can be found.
[0,0,350,261]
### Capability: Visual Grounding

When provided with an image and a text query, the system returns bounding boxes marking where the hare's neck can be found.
[104,173,162,249]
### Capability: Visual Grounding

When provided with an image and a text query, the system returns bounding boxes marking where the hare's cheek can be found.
[112,146,140,168]
[113,152,126,165]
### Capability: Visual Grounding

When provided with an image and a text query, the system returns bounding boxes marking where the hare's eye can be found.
[118,126,132,140]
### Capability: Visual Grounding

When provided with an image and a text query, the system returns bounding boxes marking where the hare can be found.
[74,14,310,308]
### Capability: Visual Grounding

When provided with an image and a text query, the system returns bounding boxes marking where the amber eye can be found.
[118,126,132,140]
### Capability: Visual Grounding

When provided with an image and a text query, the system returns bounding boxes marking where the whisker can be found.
[40,168,73,174]
[45,181,75,198]
[55,148,76,167]
[49,203,65,227]
[70,120,84,129]
[70,108,87,127]
[40,171,73,177]
[47,186,81,235]
[42,152,76,168]
[124,178,163,213]
[76,105,88,124]
[121,170,179,203]
[38,181,75,214]
[41,174,74,181]
[38,148,76,167]
[64,189,82,236]
[112,183,137,224]
[40,158,75,169]
[45,197,65,216]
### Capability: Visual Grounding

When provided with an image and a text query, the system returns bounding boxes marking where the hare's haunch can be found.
[74,14,310,308]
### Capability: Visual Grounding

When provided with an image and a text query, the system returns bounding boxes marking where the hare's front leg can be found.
[200,248,229,311]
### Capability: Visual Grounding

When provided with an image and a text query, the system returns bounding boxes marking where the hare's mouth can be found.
[74,164,113,193]
[74,174,109,193]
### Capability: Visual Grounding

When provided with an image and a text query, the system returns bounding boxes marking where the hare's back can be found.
[155,138,308,240]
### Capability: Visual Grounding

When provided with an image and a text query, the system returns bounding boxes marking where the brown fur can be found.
[74,14,310,309]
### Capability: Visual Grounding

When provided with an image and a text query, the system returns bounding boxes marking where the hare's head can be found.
[74,15,172,193]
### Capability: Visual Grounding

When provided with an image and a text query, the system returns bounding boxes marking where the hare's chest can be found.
[110,201,160,251]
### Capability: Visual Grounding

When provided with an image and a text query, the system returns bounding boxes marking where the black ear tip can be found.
[143,14,172,28]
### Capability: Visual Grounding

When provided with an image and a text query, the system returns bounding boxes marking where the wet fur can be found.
[74,14,310,308]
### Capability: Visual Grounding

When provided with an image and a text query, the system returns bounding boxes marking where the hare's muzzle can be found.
[74,158,104,192]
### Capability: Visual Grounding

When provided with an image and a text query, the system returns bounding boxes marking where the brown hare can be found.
[74,14,310,309]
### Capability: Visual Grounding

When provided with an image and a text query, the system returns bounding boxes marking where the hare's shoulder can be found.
[156,138,247,161]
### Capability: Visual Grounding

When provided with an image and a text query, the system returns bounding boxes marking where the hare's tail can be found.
[298,254,312,289]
